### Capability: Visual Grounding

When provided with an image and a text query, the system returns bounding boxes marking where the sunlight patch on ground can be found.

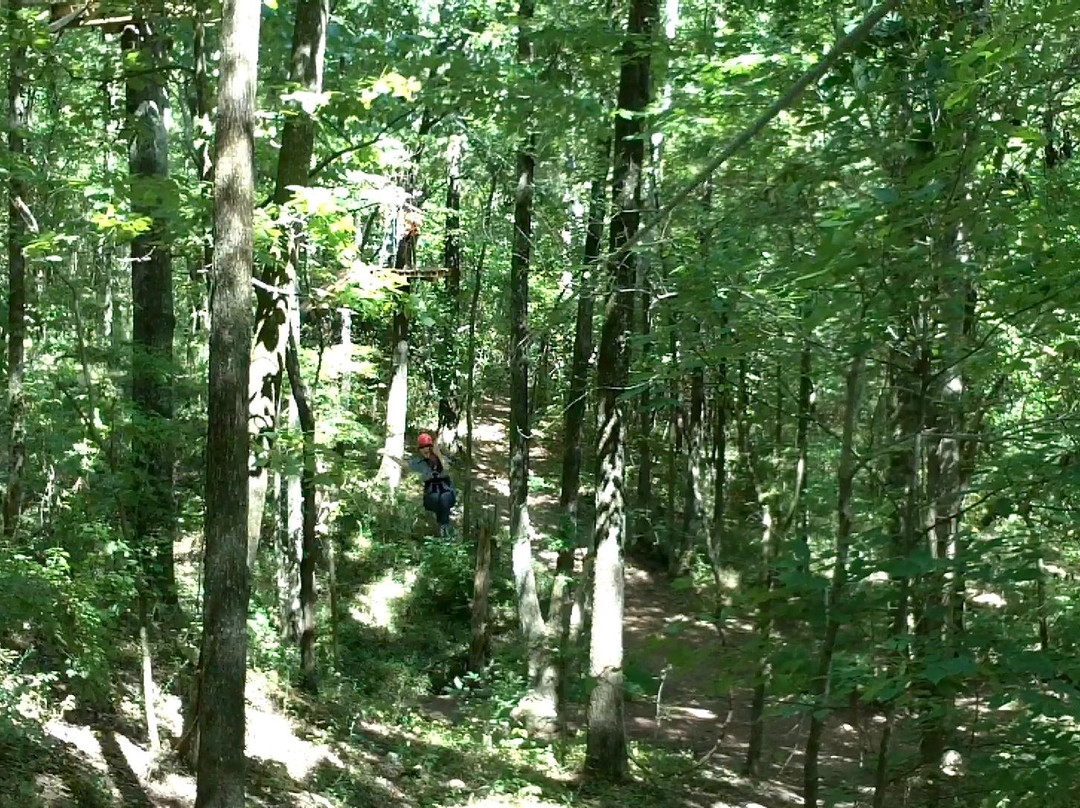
[671,706,718,720]
[44,720,109,774]
[451,797,566,808]
[246,707,344,781]
[350,568,419,630]
[473,419,506,444]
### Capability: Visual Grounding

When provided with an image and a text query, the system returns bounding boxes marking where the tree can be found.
[124,13,177,605]
[4,0,28,538]
[585,0,658,778]
[195,0,261,801]
[249,0,330,565]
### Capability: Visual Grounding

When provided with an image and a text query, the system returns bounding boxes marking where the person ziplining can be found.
[407,432,457,536]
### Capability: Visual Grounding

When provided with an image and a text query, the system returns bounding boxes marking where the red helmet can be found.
[417,432,434,448]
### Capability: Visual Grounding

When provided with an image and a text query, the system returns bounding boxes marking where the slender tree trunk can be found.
[463,173,497,544]
[586,0,658,778]
[468,501,495,672]
[466,173,498,673]
[195,0,260,798]
[248,0,328,561]
[664,329,681,552]
[4,0,28,538]
[286,332,318,693]
[123,17,177,606]
[918,220,973,806]
[187,0,214,365]
[707,356,728,615]
[508,0,557,734]
[439,134,464,447]
[549,151,608,726]
[375,227,416,489]
[633,268,654,549]
[138,593,161,753]
[743,358,779,778]
[679,320,705,569]
[559,155,605,536]
[278,258,304,638]
[445,135,463,302]
[793,333,812,560]
[803,352,864,808]
[872,335,926,808]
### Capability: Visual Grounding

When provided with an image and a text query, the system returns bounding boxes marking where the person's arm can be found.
[432,447,452,479]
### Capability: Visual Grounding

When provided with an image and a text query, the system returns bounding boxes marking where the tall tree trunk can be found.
[872,333,926,808]
[466,172,498,673]
[438,134,464,447]
[664,328,681,553]
[793,331,812,561]
[547,151,608,727]
[186,0,213,367]
[743,358,779,778]
[558,153,606,650]
[285,332,318,693]
[559,157,605,535]
[508,0,557,735]
[4,0,28,538]
[123,17,177,606]
[803,351,864,808]
[678,320,705,570]
[918,220,974,806]
[707,355,728,616]
[279,263,304,640]
[248,0,328,562]
[195,0,260,798]
[586,0,658,779]
[632,267,654,549]
[445,135,463,302]
[375,226,416,489]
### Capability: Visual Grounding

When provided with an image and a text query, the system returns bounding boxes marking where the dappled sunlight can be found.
[246,707,345,782]
[350,568,419,631]
[44,719,108,774]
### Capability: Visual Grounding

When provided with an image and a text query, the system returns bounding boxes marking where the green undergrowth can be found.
[287,662,699,808]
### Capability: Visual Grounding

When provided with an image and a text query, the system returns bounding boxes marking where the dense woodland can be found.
[3,0,1080,806]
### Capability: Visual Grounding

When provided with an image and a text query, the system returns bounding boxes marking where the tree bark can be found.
[438,134,465,447]
[286,332,318,693]
[632,261,653,551]
[542,150,610,730]
[248,0,329,564]
[586,0,658,779]
[123,17,177,605]
[707,357,728,615]
[186,0,213,367]
[279,256,304,640]
[679,320,705,570]
[803,351,864,808]
[559,153,605,535]
[195,0,260,799]
[507,0,558,735]
[466,172,498,673]
[445,135,463,301]
[375,226,417,489]
[4,0,28,539]
[792,331,812,560]
[872,332,926,808]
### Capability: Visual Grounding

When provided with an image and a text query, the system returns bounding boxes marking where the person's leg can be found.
[436,491,453,537]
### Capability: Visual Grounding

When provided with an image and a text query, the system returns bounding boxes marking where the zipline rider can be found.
[407,432,457,537]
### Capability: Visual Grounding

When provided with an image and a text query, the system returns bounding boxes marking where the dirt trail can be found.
[467,401,872,808]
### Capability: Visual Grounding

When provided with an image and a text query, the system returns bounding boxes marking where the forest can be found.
[2,0,1080,806]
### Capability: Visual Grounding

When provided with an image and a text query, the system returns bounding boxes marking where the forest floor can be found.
[18,401,880,808]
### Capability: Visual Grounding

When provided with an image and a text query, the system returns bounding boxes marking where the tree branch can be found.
[615,0,904,263]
